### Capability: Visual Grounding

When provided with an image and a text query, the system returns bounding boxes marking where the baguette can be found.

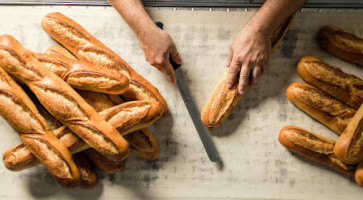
[3,100,162,171]
[0,35,129,161]
[73,152,98,189]
[201,14,295,129]
[85,148,125,174]
[0,67,80,187]
[279,126,356,177]
[34,52,129,94]
[318,25,363,66]
[124,128,159,160]
[334,103,363,164]
[41,12,168,118]
[297,56,363,109]
[46,45,75,59]
[356,161,363,187]
[286,82,356,135]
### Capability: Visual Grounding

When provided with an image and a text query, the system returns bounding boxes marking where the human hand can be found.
[226,25,271,94]
[138,26,182,84]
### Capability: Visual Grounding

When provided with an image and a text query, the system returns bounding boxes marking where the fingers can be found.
[237,62,251,95]
[164,61,176,85]
[170,45,183,65]
[250,66,261,88]
[226,49,233,67]
[226,59,241,89]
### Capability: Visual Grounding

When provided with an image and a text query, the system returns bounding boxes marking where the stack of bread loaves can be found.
[280,26,363,187]
[0,12,165,188]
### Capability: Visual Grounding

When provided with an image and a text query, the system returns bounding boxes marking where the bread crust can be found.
[85,148,125,174]
[34,53,129,94]
[297,56,362,109]
[334,103,363,164]
[201,14,295,129]
[318,25,363,66]
[0,67,80,187]
[286,82,356,135]
[279,126,356,177]
[0,35,129,161]
[41,12,168,118]
[356,161,363,187]
[73,152,98,189]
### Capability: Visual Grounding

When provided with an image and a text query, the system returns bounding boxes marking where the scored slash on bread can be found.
[0,67,80,187]
[41,12,168,118]
[279,126,356,177]
[297,56,363,110]
[318,25,363,66]
[285,81,356,135]
[201,14,295,129]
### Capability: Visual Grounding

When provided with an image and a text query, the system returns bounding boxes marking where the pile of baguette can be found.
[279,25,363,187]
[0,12,168,189]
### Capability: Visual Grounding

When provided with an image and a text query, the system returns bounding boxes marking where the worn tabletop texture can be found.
[0,6,362,200]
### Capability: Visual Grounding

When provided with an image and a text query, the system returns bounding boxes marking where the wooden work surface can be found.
[0,6,362,200]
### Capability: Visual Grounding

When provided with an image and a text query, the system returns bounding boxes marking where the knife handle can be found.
[155,21,181,70]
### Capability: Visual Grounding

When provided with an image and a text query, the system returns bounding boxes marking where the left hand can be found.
[226,25,271,94]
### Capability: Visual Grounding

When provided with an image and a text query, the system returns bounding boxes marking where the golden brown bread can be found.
[201,14,295,129]
[318,25,363,66]
[73,152,98,189]
[286,82,356,135]
[34,53,129,94]
[124,128,159,160]
[0,35,130,161]
[85,148,125,173]
[46,45,75,59]
[334,103,363,164]
[297,56,363,109]
[3,100,162,171]
[0,67,80,187]
[356,161,363,187]
[279,126,356,177]
[41,12,168,118]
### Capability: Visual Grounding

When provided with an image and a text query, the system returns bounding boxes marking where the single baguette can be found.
[0,67,80,187]
[41,12,168,118]
[3,100,162,171]
[334,103,363,164]
[279,126,356,177]
[124,128,159,160]
[356,161,363,187]
[34,52,129,94]
[73,152,98,189]
[201,14,295,129]
[297,56,363,109]
[0,35,129,161]
[318,25,363,66]
[286,82,356,135]
[85,148,125,174]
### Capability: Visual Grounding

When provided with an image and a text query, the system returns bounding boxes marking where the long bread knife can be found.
[156,21,219,162]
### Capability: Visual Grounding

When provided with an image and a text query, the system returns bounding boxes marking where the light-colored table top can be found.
[0,6,362,200]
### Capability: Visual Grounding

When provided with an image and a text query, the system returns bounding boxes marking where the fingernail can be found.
[238,90,244,95]
[227,83,232,88]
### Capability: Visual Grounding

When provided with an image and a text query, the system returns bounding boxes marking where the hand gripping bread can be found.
[0,67,80,187]
[201,14,295,129]
[279,126,356,177]
[334,103,363,164]
[41,12,168,118]
[356,161,363,187]
[34,52,129,94]
[3,99,162,171]
[286,82,356,135]
[0,35,129,161]
[297,56,363,109]
[318,25,363,66]
[73,152,98,189]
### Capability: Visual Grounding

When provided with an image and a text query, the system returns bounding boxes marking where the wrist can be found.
[135,22,159,41]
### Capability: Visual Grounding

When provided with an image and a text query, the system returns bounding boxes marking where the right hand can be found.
[138,26,182,84]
